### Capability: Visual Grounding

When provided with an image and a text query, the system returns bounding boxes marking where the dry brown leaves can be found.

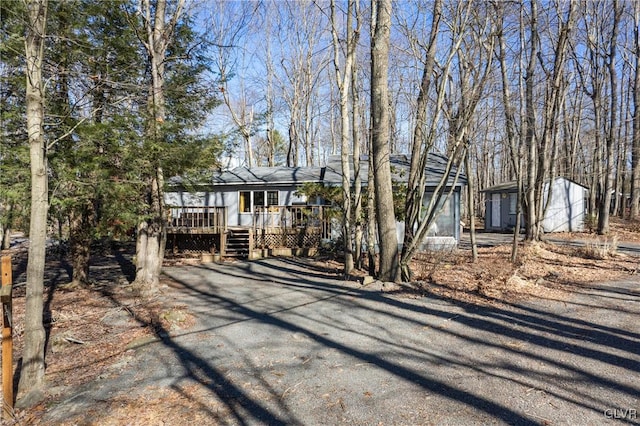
[3,271,195,425]
[54,383,231,426]
[551,217,640,243]
[404,240,638,307]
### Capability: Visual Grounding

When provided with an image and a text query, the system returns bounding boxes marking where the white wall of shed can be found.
[542,178,585,233]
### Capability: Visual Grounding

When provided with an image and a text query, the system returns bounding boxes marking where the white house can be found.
[164,154,466,257]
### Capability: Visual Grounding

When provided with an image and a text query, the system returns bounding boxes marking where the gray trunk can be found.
[18,0,49,400]
[598,0,621,234]
[330,0,358,275]
[524,0,539,241]
[633,2,640,219]
[465,147,478,262]
[1,226,10,250]
[133,0,182,294]
[367,145,377,276]
[352,60,363,270]
[371,0,399,282]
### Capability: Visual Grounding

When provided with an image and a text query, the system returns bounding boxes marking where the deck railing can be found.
[166,206,227,232]
[254,205,330,239]
[166,205,330,239]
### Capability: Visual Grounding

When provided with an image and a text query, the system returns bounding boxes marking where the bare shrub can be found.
[411,247,458,281]
[577,235,618,259]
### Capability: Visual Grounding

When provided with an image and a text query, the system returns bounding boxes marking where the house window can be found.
[267,191,279,206]
[254,191,265,207]
[509,193,517,214]
[240,190,279,213]
[422,193,455,236]
[239,191,251,213]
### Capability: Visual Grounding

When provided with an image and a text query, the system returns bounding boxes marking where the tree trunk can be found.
[134,172,166,294]
[465,145,478,262]
[524,0,540,241]
[1,206,11,250]
[19,0,49,400]
[133,0,183,294]
[367,142,377,276]
[496,5,523,261]
[330,0,359,276]
[69,203,95,287]
[524,0,573,240]
[287,120,296,167]
[631,1,640,219]
[265,17,276,167]
[352,58,363,270]
[371,0,399,282]
[0,225,5,250]
[598,0,621,235]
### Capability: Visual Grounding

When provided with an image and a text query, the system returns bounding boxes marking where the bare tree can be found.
[263,4,277,167]
[633,1,640,219]
[351,59,364,269]
[597,0,622,234]
[401,0,443,279]
[399,0,484,280]
[496,1,525,260]
[452,5,496,263]
[330,0,359,274]
[274,0,329,167]
[19,0,49,399]
[522,0,574,241]
[371,0,399,282]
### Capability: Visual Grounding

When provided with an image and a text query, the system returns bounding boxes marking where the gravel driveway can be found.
[44,258,640,425]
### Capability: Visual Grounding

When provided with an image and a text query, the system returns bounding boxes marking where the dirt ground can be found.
[1,218,639,425]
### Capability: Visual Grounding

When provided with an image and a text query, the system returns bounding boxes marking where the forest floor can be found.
[1,217,639,425]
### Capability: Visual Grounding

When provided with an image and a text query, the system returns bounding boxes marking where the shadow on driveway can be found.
[44,257,640,425]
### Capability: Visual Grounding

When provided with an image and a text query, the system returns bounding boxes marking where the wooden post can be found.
[220,232,226,257]
[1,256,13,420]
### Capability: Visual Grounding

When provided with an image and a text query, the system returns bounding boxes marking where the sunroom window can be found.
[267,191,279,206]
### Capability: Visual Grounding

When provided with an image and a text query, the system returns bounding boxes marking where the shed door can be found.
[491,193,501,228]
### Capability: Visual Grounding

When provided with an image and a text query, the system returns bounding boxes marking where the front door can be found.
[491,193,501,228]
[238,191,253,226]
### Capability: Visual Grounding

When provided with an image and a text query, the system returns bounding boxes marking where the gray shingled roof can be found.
[212,166,325,185]
[167,153,466,188]
[166,166,324,188]
[482,177,588,193]
[481,181,518,193]
[324,153,467,187]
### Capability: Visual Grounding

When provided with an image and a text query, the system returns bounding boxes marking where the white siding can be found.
[164,187,308,228]
[542,178,586,233]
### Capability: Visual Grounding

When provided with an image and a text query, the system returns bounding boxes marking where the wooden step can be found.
[224,229,251,258]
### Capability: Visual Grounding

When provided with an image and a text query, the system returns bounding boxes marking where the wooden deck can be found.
[166,205,331,258]
[166,206,227,234]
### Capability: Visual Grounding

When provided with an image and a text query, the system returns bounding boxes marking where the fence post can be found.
[1,255,13,420]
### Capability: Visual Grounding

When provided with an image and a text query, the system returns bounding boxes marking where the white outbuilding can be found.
[483,177,588,233]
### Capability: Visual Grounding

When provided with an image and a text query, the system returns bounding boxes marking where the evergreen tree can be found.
[127,0,221,294]
[0,0,30,249]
